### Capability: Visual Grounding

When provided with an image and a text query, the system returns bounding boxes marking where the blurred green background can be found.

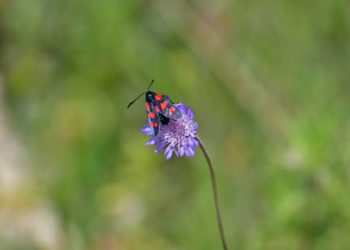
[1,0,350,249]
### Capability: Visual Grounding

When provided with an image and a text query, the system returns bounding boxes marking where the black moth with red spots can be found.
[127,80,182,136]
[145,91,182,135]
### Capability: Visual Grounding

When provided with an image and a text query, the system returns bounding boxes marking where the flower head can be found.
[141,101,198,159]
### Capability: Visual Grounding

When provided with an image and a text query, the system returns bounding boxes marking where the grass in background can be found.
[0,0,349,249]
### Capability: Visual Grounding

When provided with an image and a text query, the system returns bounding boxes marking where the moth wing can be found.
[148,103,160,135]
[159,95,182,120]
[168,104,182,120]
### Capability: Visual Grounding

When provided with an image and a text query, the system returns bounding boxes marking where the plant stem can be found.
[196,136,228,250]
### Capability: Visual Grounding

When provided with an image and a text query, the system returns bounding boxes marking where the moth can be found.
[127,80,182,135]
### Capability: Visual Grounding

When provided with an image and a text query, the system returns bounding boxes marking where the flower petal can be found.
[154,141,167,153]
[141,124,154,135]
[173,148,178,157]
[187,138,194,146]
[185,146,195,157]
[175,103,186,113]
[190,137,199,146]
[146,137,157,145]
[164,146,174,160]
[178,145,185,156]
[186,107,194,118]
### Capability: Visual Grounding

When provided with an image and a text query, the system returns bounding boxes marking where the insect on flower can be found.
[127,83,227,249]
[127,80,182,136]
[127,80,198,159]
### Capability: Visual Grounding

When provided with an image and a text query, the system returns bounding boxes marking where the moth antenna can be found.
[127,92,145,108]
[127,80,156,108]
[147,79,155,90]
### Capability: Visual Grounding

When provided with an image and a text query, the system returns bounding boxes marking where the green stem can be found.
[196,136,228,250]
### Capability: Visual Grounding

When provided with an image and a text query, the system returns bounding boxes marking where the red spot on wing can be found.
[148,112,155,119]
[160,101,168,110]
[155,106,160,112]
[151,121,158,127]
[145,102,150,110]
[154,94,162,101]
[168,106,176,115]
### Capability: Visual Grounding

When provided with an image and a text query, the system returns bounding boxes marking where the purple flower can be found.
[141,102,199,160]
